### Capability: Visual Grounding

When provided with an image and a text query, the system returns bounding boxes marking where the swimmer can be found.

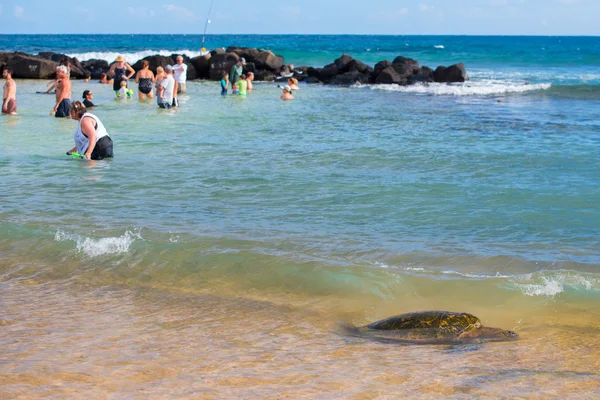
[82,90,96,108]
[108,55,135,93]
[280,85,294,101]
[135,60,155,100]
[220,71,229,95]
[66,101,113,160]
[52,65,71,118]
[246,71,254,92]
[236,74,248,96]
[116,80,134,99]
[2,67,18,115]
[287,77,299,91]
[98,73,113,85]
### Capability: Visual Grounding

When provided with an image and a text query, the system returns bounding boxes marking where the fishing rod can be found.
[200,0,215,54]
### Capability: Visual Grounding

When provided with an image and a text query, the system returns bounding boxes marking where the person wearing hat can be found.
[280,84,294,101]
[157,65,175,109]
[108,55,135,93]
[82,90,96,108]
[229,57,246,91]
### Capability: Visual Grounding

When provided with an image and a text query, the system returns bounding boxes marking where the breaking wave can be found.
[54,230,141,257]
[367,80,552,96]
[62,49,210,63]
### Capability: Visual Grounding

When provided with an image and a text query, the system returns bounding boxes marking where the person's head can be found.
[247,71,254,81]
[290,78,298,85]
[84,74,91,82]
[100,72,107,80]
[222,70,228,79]
[56,65,68,79]
[156,66,164,76]
[237,57,247,66]
[60,57,72,67]
[165,65,174,75]
[69,101,87,120]
[282,84,292,94]
[176,56,183,65]
[240,74,247,81]
[142,60,149,69]
[82,90,93,100]
[2,67,13,79]
[115,55,125,65]
[120,80,127,88]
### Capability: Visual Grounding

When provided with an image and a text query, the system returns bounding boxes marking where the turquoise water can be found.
[1,35,600,398]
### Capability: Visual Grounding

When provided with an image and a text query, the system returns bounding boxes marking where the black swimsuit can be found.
[138,78,153,94]
[113,66,127,91]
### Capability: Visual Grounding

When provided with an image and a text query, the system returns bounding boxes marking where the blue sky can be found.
[0,0,598,35]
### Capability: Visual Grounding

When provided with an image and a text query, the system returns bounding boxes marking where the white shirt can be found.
[172,63,188,83]
[74,113,109,154]
[158,75,175,105]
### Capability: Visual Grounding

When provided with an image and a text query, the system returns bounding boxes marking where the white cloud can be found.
[14,5,24,18]
[163,4,197,21]
[369,8,409,21]
[419,4,434,12]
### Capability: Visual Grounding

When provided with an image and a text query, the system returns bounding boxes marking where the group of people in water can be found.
[2,53,300,161]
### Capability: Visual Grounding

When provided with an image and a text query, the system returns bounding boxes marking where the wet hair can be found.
[100,72,107,79]
[142,60,149,68]
[85,73,91,79]
[69,101,87,119]
[120,80,127,87]
[240,74,247,80]
[222,70,228,78]
[4,67,13,75]
[247,72,254,77]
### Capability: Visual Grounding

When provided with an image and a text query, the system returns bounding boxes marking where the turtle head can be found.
[459,325,519,342]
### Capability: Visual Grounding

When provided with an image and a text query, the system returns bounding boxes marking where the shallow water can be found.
[1,69,600,397]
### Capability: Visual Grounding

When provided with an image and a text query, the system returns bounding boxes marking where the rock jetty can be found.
[0,47,468,86]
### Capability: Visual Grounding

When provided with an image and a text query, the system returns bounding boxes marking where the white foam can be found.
[514,272,600,297]
[368,80,551,96]
[434,45,445,49]
[62,49,206,63]
[55,229,140,257]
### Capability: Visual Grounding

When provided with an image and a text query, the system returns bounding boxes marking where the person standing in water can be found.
[53,65,72,118]
[2,67,17,115]
[66,101,113,160]
[135,60,155,100]
[246,71,254,92]
[236,74,248,96]
[172,56,188,94]
[82,90,96,108]
[156,65,175,109]
[108,55,135,94]
[229,58,245,91]
[280,85,294,101]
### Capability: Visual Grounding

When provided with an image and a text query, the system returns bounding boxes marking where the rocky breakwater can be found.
[0,48,468,86]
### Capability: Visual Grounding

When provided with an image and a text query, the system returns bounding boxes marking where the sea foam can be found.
[62,49,209,63]
[368,80,551,96]
[55,230,140,257]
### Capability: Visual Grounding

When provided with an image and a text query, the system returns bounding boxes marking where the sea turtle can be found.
[342,310,518,344]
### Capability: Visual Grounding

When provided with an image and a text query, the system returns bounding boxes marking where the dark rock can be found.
[244,62,256,74]
[433,63,468,83]
[347,59,372,74]
[254,50,284,72]
[392,56,420,72]
[307,67,320,78]
[131,55,174,73]
[375,66,406,84]
[318,65,339,81]
[255,70,276,82]
[391,63,415,80]
[6,53,58,79]
[228,47,260,63]
[373,60,392,77]
[208,61,229,81]
[81,59,110,79]
[210,52,239,65]
[334,54,354,73]
[303,76,322,84]
[191,53,211,79]
[329,70,370,85]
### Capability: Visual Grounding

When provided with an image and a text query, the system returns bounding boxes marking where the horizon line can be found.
[1,33,599,37]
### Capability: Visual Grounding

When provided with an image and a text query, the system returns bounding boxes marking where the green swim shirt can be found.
[236,79,248,96]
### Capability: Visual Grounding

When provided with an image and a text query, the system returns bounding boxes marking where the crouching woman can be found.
[66,101,113,160]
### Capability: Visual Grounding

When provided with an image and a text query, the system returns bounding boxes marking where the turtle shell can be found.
[366,310,481,334]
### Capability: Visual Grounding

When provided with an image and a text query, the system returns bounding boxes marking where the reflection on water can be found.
[1,280,599,399]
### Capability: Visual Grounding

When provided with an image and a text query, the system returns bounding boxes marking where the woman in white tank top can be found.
[66,101,113,160]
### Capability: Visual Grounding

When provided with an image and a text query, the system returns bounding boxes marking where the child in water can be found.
[220,71,229,95]
[117,80,134,99]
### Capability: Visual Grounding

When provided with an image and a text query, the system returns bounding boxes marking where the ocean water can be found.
[1,35,600,398]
